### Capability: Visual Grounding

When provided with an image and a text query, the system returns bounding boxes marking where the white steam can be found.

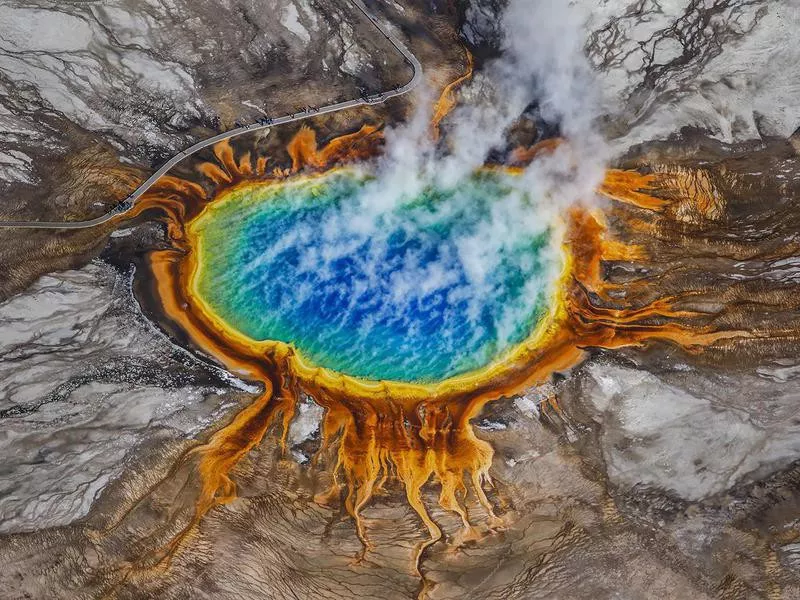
[240,0,606,374]
[348,0,606,226]
[344,0,607,304]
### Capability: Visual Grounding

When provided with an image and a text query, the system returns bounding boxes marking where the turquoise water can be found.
[192,170,557,383]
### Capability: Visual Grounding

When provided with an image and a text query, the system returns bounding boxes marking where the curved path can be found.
[0,0,422,229]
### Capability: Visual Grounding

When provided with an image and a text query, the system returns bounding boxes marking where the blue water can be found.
[192,170,557,383]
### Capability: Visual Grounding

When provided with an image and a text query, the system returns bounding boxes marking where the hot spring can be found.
[187,169,561,383]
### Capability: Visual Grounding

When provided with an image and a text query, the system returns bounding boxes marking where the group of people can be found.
[234,117,273,129]
[234,104,324,129]
[295,105,320,116]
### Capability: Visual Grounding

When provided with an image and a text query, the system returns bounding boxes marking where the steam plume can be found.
[263,0,607,362]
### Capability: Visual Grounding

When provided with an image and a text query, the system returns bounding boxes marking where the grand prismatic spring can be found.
[189,170,556,383]
[6,1,800,598]
[95,116,742,587]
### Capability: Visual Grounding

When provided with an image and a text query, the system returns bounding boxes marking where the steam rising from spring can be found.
[276,0,606,357]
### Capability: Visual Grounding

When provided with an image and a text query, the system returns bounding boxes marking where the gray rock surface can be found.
[0,0,409,218]
[0,261,243,533]
[581,0,800,149]
[577,360,800,500]
[462,0,800,149]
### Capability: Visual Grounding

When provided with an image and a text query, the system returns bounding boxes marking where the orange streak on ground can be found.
[317,124,382,165]
[431,49,474,140]
[237,151,253,176]
[506,144,722,224]
[147,175,207,200]
[287,126,320,171]
[509,138,564,165]
[213,139,241,177]
[256,156,269,176]
[288,124,383,172]
[599,167,728,224]
[598,169,670,210]
[197,162,232,185]
[142,250,297,563]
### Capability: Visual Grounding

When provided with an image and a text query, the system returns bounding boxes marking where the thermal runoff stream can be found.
[189,170,558,383]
